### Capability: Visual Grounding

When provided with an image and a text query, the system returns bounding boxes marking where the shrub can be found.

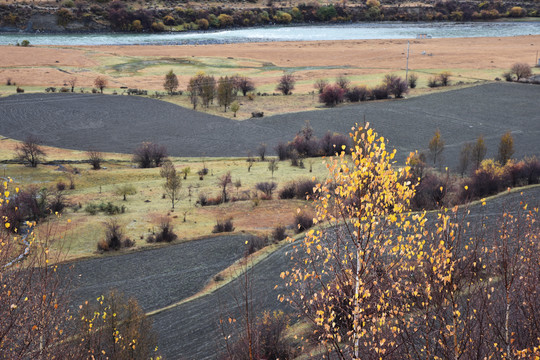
[411,172,450,210]
[383,74,408,98]
[319,85,345,107]
[212,218,235,233]
[320,132,351,156]
[272,225,287,241]
[438,71,452,86]
[16,87,24,93]
[370,85,389,99]
[20,40,30,47]
[508,6,525,17]
[245,235,268,256]
[345,86,369,102]
[151,21,165,32]
[295,178,317,199]
[255,182,277,198]
[275,142,289,161]
[427,77,439,88]
[408,73,418,88]
[502,72,513,82]
[133,142,168,168]
[98,219,133,251]
[279,183,296,199]
[56,181,66,191]
[197,193,208,206]
[146,218,177,243]
[294,213,313,233]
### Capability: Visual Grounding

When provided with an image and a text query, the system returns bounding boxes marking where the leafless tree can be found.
[15,135,46,167]
[87,149,103,170]
[94,76,108,93]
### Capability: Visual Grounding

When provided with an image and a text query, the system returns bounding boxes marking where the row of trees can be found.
[317,74,409,107]
[186,72,254,111]
[426,128,514,171]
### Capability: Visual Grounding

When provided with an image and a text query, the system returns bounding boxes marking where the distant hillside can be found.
[1,0,538,33]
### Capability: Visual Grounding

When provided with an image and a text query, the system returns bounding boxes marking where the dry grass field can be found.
[1,36,538,117]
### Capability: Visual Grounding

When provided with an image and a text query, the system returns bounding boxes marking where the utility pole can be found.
[405,40,410,83]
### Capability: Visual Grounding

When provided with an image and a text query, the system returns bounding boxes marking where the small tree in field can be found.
[268,159,278,178]
[458,142,472,176]
[428,128,445,166]
[234,75,255,96]
[94,76,108,93]
[230,101,240,117]
[511,63,532,81]
[115,184,136,201]
[87,149,103,170]
[498,131,514,165]
[15,135,46,167]
[163,69,179,94]
[276,73,295,95]
[217,76,235,111]
[407,73,418,88]
[335,75,350,90]
[160,161,182,209]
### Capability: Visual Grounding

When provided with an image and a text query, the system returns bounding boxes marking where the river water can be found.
[0,21,539,45]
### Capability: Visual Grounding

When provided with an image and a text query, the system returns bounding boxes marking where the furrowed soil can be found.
[1,82,539,168]
[62,186,540,359]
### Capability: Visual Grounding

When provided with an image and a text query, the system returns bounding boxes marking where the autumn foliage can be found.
[281,123,540,359]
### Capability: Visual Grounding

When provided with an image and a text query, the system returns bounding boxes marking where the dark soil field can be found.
[61,234,250,312]
[1,82,539,168]
[61,186,540,359]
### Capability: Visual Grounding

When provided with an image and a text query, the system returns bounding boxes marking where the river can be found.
[0,21,539,45]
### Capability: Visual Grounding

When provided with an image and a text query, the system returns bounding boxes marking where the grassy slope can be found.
[1,140,326,260]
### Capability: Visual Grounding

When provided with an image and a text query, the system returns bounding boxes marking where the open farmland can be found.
[59,186,540,358]
[0,82,539,168]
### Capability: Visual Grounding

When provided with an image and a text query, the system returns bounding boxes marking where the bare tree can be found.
[276,73,295,95]
[94,76,108,93]
[314,79,328,94]
[87,149,103,170]
[133,142,168,168]
[257,143,267,161]
[233,75,255,96]
[218,171,232,203]
[15,135,46,167]
[68,77,77,92]
[335,75,350,90]
[511,62,532,81]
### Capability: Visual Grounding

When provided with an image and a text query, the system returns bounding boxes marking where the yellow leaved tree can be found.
[282,123,426,358]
